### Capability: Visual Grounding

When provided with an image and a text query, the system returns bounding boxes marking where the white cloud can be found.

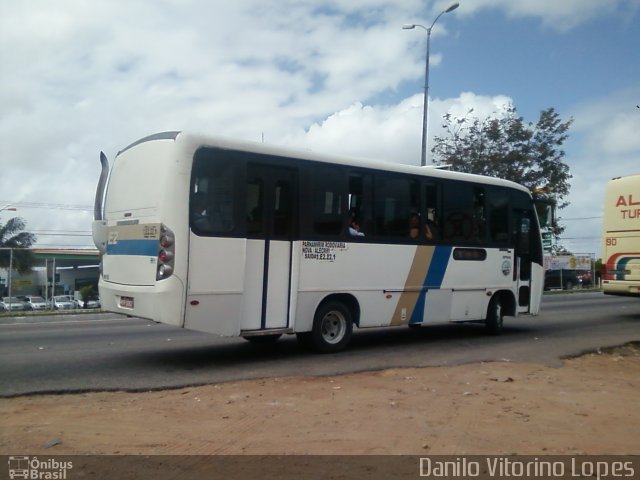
[572,87,640,159]
[453,0,639,31]
[556,87,640,255]
[0,0,638,255]
[278,91,515,165]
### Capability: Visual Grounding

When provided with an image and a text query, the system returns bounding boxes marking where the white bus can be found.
[92,131,544,352]
[601,173,640,297]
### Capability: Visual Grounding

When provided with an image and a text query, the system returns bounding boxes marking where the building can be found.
[0,249,100,299]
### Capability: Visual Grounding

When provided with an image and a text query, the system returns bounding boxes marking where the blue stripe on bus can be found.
[106,239,158,256]
[410,246,452,324]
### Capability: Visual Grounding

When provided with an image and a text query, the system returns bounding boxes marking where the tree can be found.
[79,284,98,303]
[0,216,37,274]
[432,105,573,234]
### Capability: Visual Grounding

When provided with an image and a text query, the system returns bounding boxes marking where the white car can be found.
[81,298,101,309]
[24,296,48,310]
[0,297,26,312]
[50,295,77,310]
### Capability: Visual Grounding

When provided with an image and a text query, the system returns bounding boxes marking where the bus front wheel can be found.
[302,300,353,353]
[485,295,504,335]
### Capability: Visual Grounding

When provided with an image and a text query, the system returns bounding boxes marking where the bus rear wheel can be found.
[304,300,353,353]
[485,295,504,335]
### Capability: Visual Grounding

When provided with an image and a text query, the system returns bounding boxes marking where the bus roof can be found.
[118,130,532,195]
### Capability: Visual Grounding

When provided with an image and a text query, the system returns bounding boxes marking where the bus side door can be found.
[243,164,297,331]
[514,209,533,313]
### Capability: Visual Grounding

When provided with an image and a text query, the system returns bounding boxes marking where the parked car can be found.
[544,269,579,290]
[82,298,101,309]
[49,295,77,310]
[0,297,27,312]
[23,296,48,310]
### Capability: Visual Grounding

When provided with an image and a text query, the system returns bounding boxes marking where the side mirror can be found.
[534,198,555,230]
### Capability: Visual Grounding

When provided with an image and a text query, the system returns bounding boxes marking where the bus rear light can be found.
[160,234,175,248]
[158,250,174,263]
[157,264,174,279]
[157,224,175,281]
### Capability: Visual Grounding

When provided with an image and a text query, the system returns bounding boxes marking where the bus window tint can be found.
[443,183,484,244]
[348,172,373,236]
[273,179,293,237]
[311,166,344,236]
[191,150,238,235]
[472,187,486,243]
[424,182,442,241]
[375,176,418,238]
[488,188,509,244]
[246,177,263,236]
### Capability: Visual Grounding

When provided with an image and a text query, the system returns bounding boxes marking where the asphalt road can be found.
[0,292,638,397]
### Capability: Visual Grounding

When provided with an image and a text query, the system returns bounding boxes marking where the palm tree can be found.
[0,216,37,274]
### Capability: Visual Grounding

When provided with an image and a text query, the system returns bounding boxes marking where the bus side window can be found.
[208,167,236,233]
[472,187,486,243]
[348,172,373,237]
[190,154,238,235]
[488,188,509,244]
[424,182,441,242]
[246,178,263,236]
[273,180,293,236]
[311,166,345,236]
[442,184,486,244]
[374,176,417,238]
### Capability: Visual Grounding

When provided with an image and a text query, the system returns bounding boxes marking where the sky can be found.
[1,0,639,257]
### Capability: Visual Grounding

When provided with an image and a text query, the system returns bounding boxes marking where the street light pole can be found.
[403,2,459,166]
[8,248,13,309]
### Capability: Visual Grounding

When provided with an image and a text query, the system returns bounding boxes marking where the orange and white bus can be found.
[601,173,640,297]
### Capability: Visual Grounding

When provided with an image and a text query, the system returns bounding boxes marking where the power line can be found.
[558,236,602,240]
[32,229,91,233]
[560,216,602,221]
[32,233,93,237]
[0,200,92,211]
[33,245,97,249]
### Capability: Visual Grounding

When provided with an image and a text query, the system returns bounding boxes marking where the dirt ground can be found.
[1,343,639,455]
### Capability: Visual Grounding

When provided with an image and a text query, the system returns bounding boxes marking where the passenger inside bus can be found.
[348,209,365,237]
[409,213,420,239]
[425,218,439,241]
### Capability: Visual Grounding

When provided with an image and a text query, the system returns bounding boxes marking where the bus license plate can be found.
[120,296,134,309]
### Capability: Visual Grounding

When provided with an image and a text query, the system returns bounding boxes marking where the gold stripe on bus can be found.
[389,246,436,326]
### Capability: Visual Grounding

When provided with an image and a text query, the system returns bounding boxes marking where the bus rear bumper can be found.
[603,283,640,297]
[98,276,185,327]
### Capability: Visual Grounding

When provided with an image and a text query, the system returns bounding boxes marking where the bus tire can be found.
[485,295,504,335]
[308,300,353,353]
[242,334,282,344]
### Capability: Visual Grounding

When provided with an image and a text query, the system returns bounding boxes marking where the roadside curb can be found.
[0,312,127,324]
